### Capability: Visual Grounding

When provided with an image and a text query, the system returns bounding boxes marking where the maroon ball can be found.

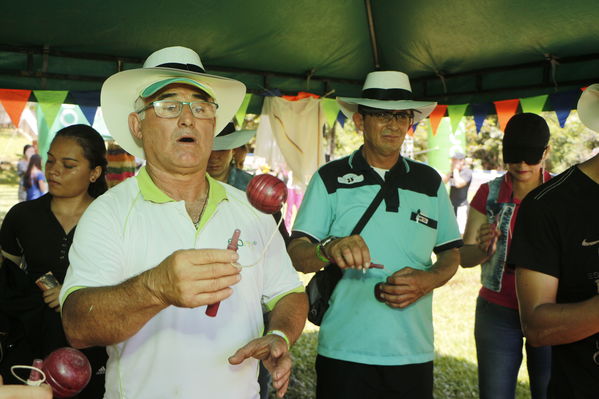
[246,174,288,214]
[42,347,91,398]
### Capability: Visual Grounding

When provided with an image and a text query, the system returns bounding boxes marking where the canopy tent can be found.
[0,0,598,108]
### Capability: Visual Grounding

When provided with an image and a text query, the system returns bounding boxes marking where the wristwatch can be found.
[319,236,339,260]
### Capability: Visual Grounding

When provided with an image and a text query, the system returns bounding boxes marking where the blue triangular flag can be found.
[79,105,98,125]
[70,91,101,125]
[336,111,347,128]
[549,89,582,128]
[471,103,492,134]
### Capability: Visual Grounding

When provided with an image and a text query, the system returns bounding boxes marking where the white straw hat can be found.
[578,83,599,132]
[337,71,436,123]
[212,122,256,151]
[101,46,246,159]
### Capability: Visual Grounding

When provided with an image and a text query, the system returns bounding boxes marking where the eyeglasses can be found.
[137,100,219,119]
[361,110,414,123]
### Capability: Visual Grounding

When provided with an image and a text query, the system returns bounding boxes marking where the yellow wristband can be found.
[267,329,290,349]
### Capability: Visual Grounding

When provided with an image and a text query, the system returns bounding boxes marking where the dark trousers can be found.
[315,355,433,399]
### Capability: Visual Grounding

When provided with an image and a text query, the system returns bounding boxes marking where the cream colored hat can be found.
[101,46,246,159]
[337,71,437,123]
[578,83,599,132]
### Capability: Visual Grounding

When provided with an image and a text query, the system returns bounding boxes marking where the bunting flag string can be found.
[321,98,341,128]
[33,90,69,128]
[519,94,548,115]
[494,99,520,131]
[447,104,468,133]
[235,93,252,126]
[549,89,582,128]
[0,89,32,127]
[0,86,591,138]
[69,91,101,125]
[429,105,448,135]
[471,103,492,134]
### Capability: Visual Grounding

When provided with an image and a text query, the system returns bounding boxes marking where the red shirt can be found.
[469,171,552,309]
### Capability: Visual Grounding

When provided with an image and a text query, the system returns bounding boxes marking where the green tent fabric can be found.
[0,1,597,106]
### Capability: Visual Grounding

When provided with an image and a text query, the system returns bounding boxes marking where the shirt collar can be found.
[348,145,410,176]
[136,166,227,204]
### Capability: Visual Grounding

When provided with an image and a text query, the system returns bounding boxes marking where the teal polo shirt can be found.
[292,147,462,365]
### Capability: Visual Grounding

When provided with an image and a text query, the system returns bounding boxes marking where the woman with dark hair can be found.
[17,144,35,202]
[23,154,47,201]
[460,113,552,399]
[0,124,108,397]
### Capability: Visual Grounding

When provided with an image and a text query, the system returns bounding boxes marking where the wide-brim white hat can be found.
[578,83,599,132]
[212,122,256,151]
[337,71,437,124]
[101,46,246,159]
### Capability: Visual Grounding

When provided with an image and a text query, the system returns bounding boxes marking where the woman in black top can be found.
[0,124,108,397]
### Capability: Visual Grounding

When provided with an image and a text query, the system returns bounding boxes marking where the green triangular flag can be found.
[447,104,468,133]
[519,94,548,115]
[235,94,252,126]
[34,90,68,128]
[321,98,341,128]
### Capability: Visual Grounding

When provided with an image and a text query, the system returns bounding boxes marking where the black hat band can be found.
[361,88,413,101]
[156,62,206,73]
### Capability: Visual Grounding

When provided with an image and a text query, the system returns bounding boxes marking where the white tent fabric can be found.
[254,96,325,189]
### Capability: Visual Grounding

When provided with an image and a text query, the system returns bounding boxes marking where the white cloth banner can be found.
[254,96,325,189]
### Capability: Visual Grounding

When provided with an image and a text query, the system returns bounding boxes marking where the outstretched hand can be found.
[228,334,292,398]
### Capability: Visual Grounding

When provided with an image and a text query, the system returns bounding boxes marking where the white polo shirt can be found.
[61,168,303,399]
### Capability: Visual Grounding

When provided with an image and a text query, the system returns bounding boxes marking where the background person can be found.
[16,145,35,202]
[442,151,472,233]
[460,113,552,399]
[59,46,307,399]
[288,70,461,399]
[23,155,47,201]
[510,85,599,399]
[0,124,108,397]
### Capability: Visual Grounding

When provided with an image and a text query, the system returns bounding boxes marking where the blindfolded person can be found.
[460,113,553,399]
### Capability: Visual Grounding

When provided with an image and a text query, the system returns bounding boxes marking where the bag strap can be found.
[350,172,392,235]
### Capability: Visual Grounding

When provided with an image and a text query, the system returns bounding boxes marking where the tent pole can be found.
[364,0,381,70]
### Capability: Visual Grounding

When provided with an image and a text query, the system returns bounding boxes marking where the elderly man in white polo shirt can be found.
[60,46,307,399]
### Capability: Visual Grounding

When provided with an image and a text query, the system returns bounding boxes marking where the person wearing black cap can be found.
[510,85,599,398]
[460,113,552,399]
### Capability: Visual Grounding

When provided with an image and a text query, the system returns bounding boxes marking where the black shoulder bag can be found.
[306,179,390,325]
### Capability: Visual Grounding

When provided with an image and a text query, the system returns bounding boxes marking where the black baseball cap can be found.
[502,113,550,164]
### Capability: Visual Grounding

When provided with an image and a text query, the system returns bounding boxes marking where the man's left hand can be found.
[228,334,291,398]
[377,267,435,308]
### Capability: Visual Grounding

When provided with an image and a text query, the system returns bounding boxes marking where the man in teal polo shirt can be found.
[288,71,462,399]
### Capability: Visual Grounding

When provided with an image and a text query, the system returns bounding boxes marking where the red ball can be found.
[246,174,288,214]
[42,347,91,398]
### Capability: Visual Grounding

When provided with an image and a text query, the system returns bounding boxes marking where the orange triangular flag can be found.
[494,99,520,131]
[429,105,447,136]
[0,89,31,127]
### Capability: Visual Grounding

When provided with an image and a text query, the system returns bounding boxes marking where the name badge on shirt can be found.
[410,210,438,229]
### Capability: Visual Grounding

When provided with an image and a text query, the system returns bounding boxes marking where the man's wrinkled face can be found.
[129,83,216,175]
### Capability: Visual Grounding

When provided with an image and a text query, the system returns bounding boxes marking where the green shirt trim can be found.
[265,285,305,311]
